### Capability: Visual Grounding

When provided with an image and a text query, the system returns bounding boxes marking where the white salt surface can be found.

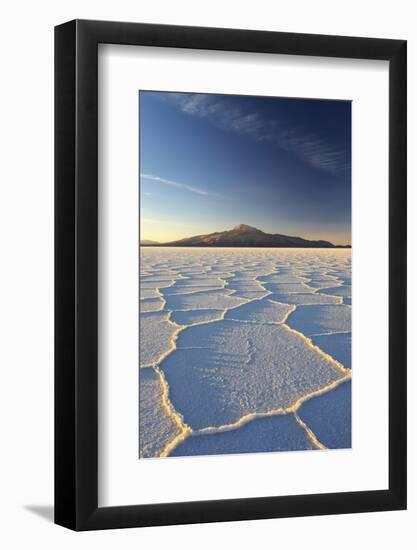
[163,285,224,295]
[171,413,314,456]
[139,311,178,367]
[268,292,341,305]
[170,309,225,326]
[312,332,352,370]
[225,299,293,324]
[263,282,315,294]
[303,277,341,290]
[162,320,345,430]
[164,289,247,311]
[140,298,164,312]
[287,304,351,336]
[139,367,182,458]
[298,379,351,448]
[139,247,351,457]
[140,288,160,299]
[320,285,352,299]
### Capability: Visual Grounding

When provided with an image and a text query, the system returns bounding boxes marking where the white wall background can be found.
[0,1,414,548]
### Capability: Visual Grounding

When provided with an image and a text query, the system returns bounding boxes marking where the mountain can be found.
[140,239,159,245]
[141,224,349,248]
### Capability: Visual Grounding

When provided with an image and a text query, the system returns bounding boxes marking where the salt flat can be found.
[139,367,183,458]
[139,247,351,458]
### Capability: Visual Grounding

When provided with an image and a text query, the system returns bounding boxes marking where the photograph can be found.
[0,1,408,541]
[139,91,352,459]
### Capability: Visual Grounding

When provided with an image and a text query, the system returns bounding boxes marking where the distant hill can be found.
[140,239,159,245]
[141,224,350,248]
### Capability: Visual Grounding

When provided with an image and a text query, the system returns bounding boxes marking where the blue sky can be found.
[140,91,351,245]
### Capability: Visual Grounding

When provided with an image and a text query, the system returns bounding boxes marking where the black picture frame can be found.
[55,19,407,531]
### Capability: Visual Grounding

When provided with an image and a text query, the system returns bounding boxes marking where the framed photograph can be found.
[55,20,406,530]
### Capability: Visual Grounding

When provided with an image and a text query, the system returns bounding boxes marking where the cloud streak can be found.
[141,173,217,197]
[141,217,190,226]
[164,93,349,175]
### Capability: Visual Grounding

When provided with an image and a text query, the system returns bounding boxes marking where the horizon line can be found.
[140,223,351,247]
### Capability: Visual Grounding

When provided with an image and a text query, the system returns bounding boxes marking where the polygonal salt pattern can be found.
[161,320,345,430]
[139,248,352,458]
[171,413,314,457]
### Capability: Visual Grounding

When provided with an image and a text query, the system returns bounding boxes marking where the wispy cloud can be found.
[141,173,217,197]
[141,217,164,224]
[164,93,349,175]
[141,217,190,227]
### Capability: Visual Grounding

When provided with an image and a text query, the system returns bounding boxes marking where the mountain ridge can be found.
[141,224,351,248]
[140,239,159,245]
